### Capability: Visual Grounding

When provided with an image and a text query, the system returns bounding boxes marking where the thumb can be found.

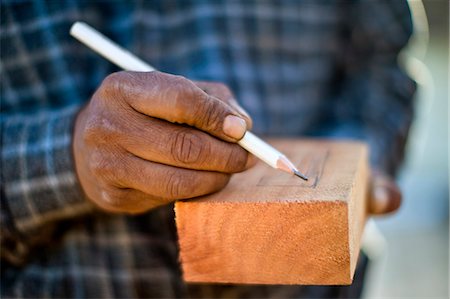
[109,71,248,142]
[369,172,402,215]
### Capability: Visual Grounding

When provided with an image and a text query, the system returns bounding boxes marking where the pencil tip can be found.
[294,169,309,181]
[276,156,308,180]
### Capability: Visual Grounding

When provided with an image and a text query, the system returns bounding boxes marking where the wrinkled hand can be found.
[73,71,253,214]
[368,170,402,215]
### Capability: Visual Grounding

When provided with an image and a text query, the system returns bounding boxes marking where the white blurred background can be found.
[363,0,449,298]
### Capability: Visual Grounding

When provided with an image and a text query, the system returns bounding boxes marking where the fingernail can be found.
[223,115,247,139]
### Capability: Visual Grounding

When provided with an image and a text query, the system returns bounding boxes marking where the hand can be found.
[368,170,402,215]
[73,71,253,214]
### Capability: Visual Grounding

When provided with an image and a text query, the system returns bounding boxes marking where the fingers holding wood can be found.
[98,152,231,201]
[369,172,402,215]
[115,114,251,173]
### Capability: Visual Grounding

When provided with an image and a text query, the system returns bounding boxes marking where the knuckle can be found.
[100,71,136,102]
[171,74,190,86]
[143,71,166,88]
[82,118,100,145]
[101,72,123,92]
[89,151,110,177]
[171,129,208,165]
[82,112,119,145]
[165,171,191,199]
[223,146,248,172]
[196,97,223,131]
[89,151,120,185]
[166,74,191,97]
[213,82,232,96]
[99,189,126,209]
[171,77,199,120]
[199,82,232,99]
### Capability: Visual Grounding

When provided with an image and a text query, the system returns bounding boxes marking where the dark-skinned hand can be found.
[74,71,401,216]
[73,71,253,214]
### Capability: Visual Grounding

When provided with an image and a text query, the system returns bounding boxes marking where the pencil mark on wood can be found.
[314,150,330,188]
[257,149,329,188]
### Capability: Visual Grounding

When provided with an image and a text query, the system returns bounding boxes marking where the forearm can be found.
[1,105,94,263]
[327,0,416,175]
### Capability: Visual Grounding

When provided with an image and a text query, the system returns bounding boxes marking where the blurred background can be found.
[363,0,449,298]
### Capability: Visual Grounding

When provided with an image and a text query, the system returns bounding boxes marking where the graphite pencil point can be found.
[293,169,308,181]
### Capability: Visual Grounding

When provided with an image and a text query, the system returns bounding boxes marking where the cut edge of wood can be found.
[174,139,369,286]
[175,200,353,285]
[347,144,369,282]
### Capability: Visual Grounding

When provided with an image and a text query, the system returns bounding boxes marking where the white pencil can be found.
[70,22,308,180]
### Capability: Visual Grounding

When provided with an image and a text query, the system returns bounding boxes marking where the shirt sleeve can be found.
[1,105,94,264]
[325,0,416,175]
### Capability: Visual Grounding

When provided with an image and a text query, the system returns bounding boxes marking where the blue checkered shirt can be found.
[1,0,415,298]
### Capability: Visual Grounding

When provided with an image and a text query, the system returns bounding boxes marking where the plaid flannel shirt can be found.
[1,0,415,298]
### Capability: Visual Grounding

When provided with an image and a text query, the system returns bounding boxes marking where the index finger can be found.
[101,71,248,142]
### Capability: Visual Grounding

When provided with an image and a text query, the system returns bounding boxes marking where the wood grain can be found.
[175,139,369,285]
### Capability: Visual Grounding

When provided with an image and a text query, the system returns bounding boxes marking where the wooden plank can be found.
[175,139,369,285]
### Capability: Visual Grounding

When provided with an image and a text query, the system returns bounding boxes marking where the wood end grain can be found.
[175,139,369,285]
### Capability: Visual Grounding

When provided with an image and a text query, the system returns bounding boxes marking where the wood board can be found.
[175,139,369,285]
